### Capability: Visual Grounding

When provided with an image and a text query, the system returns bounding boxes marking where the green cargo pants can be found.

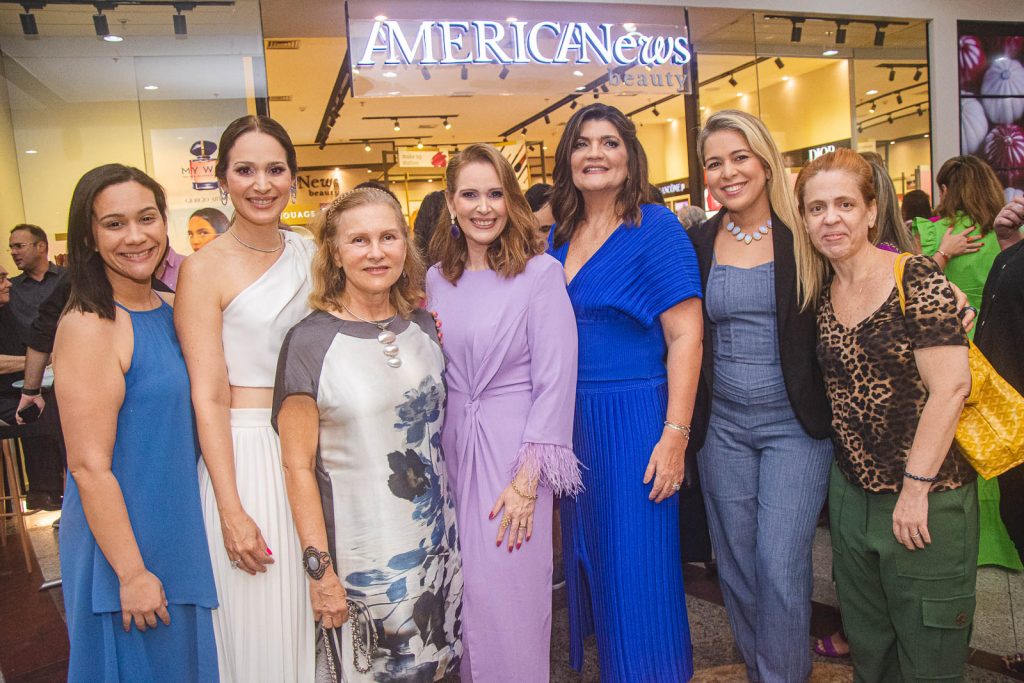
[829,464,979,682]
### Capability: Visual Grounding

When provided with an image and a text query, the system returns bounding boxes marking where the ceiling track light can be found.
[896,92,903,104]
[171,4,189,37]
[93,10,109,37]
[460,64,468,81]
[499,65,510,80]
[543,114,551,124]
[19,6,38,36]
[790,18,804,43]
[569,99,578,110]
[393,119,401,131]
[887,114,893,124]
[913,67,923,82]
[888,67,896,82]
[364,142,371,152]
[593,91,599,99]
[874,22,887,47]
[442,117,451,130]
[521,127,527,136]
[728,73,738,87]
[835,20,848,45]
[601,83,609,93]
[652,107,660,117]
[869,101,876,113]
[774,57,784,69]
[417,139,424,149]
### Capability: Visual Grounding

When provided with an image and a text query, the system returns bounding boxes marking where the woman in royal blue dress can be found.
[56,164,218,682]
[548,103,703,681]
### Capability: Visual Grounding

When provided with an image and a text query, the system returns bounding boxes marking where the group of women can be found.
[53,101,1017,683]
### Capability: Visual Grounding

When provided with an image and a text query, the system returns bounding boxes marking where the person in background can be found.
[861,155,916,254]
[525,182,555,234]
[0,263,27,424]
[911,155,1021,572]
[678,206,708,231]
[427,144,580,682]
[56,164,218,682]
[901,189,933,227]
[276,188,463,681]
[691,110,834,681]
[974,195,1024,673]
[175,115,315,681]
[413,190,446,259]
[548,103,703,682]
[797,148,975,681]
[187,207,230,252]
[7,223,65,510]
[155,243,185,290]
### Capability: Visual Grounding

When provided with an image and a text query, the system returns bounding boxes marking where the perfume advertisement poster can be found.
[150,127,234,255]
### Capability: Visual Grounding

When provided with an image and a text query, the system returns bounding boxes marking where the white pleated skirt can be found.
[198,408,314,682]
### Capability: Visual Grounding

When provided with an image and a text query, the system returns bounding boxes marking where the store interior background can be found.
[0,0,932,272]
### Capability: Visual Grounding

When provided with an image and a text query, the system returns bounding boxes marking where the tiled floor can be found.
[3,516,1023,682]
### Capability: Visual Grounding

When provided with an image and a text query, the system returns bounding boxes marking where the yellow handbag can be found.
[894,253,1024,479]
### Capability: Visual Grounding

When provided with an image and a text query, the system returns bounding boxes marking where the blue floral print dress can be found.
[272,309,463,682]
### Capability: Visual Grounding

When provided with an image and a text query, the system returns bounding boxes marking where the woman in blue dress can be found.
[548,103,703,682]
[55,164,218,682]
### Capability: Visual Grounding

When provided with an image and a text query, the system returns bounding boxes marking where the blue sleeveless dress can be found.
[60,299,219,682]
[549,204,702,682]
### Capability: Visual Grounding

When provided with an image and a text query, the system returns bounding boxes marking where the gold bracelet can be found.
[663,420,691,438]
[936,249,951,261]
[511,478,538,501]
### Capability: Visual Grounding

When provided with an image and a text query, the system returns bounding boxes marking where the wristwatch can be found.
[302,546,332,580]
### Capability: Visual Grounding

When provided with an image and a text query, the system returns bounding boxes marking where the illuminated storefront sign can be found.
[356,20,691,68]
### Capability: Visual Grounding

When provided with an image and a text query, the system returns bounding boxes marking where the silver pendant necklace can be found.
[228,228,284,253]
[726,217,772,245]
[341,304,402,368]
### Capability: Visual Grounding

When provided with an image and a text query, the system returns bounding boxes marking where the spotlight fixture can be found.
[593,91,599,99]
[364,142,371,152]
[652,107,660,117]
[443,117,451,130]
[835,20,848,45]
[874,22,887,47]
[887,114,893,124]
[417,139,423,149]
[19,10,38,36]
[499,65,510,80]
[913,67,923,82]
[521,127,527,136]
[790,18,804,43]
[569,100,578,110]
[896,92,903,104]
[728,73,738,87]
[393,119,401,131]
[528,144,535,151]
[857,125,863,133]
[869,101,876,113]
[93,11,110,38]
[173,6,187,36]
[460,64,468,80]
[601,83,609,93]
[421,66,431,80]
[544,114,551,124]
[774,57,785,69]
[917,106,924,116]
[888,67,896,82]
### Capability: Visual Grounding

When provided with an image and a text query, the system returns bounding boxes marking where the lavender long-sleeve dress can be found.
[426,253,582,683]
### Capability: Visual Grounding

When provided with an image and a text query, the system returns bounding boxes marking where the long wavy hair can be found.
[697,109,820,310]
[935,155,1004,235]
[308,188,424,318]
[66,164,168,321]
[430,144,545,284]
[551,103,649,248]
[793,148,877,296]
[861,156,916,253]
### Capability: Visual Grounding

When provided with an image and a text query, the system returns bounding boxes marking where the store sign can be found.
[656,178,688,197]
[356,20,691,68]
[782,139,852,167]
[398,149,449,168]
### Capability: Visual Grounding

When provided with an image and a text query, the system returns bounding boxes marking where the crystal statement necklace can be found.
[726,218,772,245]
[341,304,402,368]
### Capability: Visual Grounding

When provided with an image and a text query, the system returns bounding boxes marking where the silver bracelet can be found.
[663,421,691,438]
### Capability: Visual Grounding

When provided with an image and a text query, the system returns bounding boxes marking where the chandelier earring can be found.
[450,217,461,239]
[219,186,229,206]
[290,183,297,203]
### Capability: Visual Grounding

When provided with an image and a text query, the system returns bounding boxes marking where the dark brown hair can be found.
[215,115,297,183]
[551,103,649,248]
[309,188,424,318]
[430,144,545,284]
[66,164,168,320]
[935,155,1004,235]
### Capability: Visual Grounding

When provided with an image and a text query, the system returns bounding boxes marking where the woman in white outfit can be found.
[175,114,315,681]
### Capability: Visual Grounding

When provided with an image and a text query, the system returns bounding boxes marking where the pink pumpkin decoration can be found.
[985,124,1024,170]
[959,35,986,89]
[961,96,988,154]
[1005,36,1024,59]
[981,57,1024,123]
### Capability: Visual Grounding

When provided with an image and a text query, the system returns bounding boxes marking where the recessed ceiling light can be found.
[382,71,397,78]
[143,84,159,90]
[736,92,745,97]
[103,34,123,42]
[427,178,433,183]
[573,70,583,77]
[576,86,585,91]
[374,14,387,21]
[924,133,929,138]
[25,149,37,154]
[388,91,401,95]
[822,49,839,56]
[367,168,373,173]
[666,117,675,122]
[781,76,790,81]
[866,89,879,95]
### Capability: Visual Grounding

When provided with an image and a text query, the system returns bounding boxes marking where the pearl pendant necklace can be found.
[726,218,772,245]
[341,304,402,368]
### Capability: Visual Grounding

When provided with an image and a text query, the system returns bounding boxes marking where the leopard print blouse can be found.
[816,255,974,493]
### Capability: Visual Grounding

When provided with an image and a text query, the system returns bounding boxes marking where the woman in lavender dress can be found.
[426,144,581,682]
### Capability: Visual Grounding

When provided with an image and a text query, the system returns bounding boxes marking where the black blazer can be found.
[687,209,832,452]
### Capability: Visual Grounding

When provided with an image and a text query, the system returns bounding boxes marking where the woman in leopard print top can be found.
[794,148,976,682]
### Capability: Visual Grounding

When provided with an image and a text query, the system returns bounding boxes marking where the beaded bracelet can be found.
[511,478,538,501]
[903,470,939,483]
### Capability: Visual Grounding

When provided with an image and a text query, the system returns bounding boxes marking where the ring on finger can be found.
[230,559,241,569]
[672,481,682,491]
[910,531,921,538]
[500,516,511,530]
[518,522,528,529]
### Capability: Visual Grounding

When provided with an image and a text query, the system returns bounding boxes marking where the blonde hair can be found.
[697,110,823,310]
[430,143,545,284]
[309,188,425,317]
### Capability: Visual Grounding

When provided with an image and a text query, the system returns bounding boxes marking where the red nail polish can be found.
[516,542,522,549]
[496,540,501,547]
[489,511,494,520]
[266,548,273,556]
[526,535,531,542]
[508,546,513,553]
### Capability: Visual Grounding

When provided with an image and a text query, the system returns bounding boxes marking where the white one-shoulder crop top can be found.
[222,231,315,388]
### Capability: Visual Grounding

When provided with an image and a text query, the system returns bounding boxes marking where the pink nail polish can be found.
[496,540,501,547]
[516,542,522,549]
[266,548,273,556]
[508,546,513,553]
[489,511,494,520]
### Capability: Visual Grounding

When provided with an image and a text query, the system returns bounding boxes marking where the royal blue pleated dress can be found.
[550,204,702,682]
[60,300,219,683]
